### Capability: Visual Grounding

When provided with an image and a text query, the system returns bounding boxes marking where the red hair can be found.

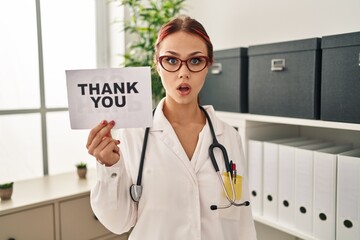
[154,16,213,64]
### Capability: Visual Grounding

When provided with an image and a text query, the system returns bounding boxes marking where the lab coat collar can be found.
[151,98,224,136]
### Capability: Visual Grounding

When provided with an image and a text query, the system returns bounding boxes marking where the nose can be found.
[178,62,190,79]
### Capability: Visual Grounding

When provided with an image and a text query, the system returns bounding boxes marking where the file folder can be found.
[313,145,352,240]
[278,139,322,227]
[337,148,360,240]
[248,139,263,216]
[262,137,306,222]
[294,142,334,236]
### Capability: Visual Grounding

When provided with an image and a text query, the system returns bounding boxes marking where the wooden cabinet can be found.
[0,205,55,240]
[59,196,129,240]
[0,171,129,240]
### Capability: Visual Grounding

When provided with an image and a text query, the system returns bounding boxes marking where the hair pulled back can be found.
[154,16,213,64]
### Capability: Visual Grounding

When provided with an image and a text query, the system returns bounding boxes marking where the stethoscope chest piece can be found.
[130,184,143,202]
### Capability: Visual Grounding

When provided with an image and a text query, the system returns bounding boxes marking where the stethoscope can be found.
[130,106,250,210]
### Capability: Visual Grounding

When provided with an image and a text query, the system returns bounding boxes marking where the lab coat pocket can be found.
[222,172,242,200]
[218,173,243,220]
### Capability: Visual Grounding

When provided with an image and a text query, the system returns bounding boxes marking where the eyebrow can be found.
[165,50,205,57]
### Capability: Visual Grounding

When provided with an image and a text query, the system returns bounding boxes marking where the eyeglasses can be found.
[158,55,209,73]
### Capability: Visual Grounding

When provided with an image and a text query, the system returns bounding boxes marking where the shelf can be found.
[215,110,360,240]
[0,169,97,215]
[254,215,318,240]
[216,111,360,131]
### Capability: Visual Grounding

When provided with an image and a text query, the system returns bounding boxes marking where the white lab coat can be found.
[91,99,257,240]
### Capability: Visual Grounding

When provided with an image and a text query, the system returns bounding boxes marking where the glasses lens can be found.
[160,56,181,72]
[187,57,208,72]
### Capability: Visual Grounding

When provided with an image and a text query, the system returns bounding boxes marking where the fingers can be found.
[93,138,120,156]
[86,120,122,166]
[86,120,107,149]
[93,138,121,166]
[112,141,120,154]
[86,120,115,151]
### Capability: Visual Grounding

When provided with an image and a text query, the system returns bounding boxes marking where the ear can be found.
[153,56,160,74]
[155,61,161,75]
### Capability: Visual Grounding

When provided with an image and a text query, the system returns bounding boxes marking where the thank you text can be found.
[66,67,152,129]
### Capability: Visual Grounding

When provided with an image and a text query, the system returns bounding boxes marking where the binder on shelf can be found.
[262,137,306,222]
[248,139,263,216]
[294,142,334,236]
[278,139,322,227]
[313,145,353,240]
[337,148,360,240]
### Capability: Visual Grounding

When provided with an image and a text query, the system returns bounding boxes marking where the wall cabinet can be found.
[0,171,129,240]
[216,111,360,240]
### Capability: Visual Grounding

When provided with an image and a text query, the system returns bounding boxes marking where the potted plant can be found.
[0,182,14,201]
[76,162,87,179]
[116,0,186,103]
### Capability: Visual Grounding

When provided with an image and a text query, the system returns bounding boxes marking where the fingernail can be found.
[116,140,120,144]
[101,120,107,125]
[109,120,115,126]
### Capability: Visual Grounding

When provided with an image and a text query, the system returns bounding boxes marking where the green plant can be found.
[0,182,14,189]
[76,162,87,169]
[116,0,186,102]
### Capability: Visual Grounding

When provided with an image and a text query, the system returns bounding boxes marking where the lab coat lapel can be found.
[151,100,198,179]
[192,105,225,173]
[151,101,225,178]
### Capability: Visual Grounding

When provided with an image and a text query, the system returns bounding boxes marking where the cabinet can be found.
[215,111,360,240]
[0,170,129,240]
[60,196,128,240]
[0,205,55,239]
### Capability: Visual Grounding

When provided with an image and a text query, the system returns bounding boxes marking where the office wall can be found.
[185,0,360,50]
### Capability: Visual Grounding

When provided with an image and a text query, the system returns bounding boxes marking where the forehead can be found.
[158,31,207,56]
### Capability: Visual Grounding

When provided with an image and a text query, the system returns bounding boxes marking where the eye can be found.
[189,57,204,65]
[164,57,178,65]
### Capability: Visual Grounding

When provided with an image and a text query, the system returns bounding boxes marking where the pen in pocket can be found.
[231,162,237,184]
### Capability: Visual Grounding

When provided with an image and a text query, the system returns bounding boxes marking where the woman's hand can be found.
[86,120,121,166]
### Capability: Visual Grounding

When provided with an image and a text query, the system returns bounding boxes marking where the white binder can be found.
[262,137,306,222]
[278,139,322,227]
[248,139,263,216]
[294,142,334,236]
[313,145,353,240]
[337,148,360,240]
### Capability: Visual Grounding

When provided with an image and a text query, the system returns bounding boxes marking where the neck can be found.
[163,98,204,125]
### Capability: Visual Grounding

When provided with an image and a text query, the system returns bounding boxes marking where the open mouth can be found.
[177,83,191,95]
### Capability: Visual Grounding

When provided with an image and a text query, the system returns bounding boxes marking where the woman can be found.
[87,15,257,240]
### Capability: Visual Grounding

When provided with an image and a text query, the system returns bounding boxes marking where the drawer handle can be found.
[210,62,222,75]
[271,59,285,71]
[358,53,360,66]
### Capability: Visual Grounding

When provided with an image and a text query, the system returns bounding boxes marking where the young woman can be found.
[87,15,257,240]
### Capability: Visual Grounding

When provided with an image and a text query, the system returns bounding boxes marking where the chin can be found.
[166,94,197,106]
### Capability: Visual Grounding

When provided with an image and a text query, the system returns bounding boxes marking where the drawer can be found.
[60,195,125,240]
[0,204,55,240]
